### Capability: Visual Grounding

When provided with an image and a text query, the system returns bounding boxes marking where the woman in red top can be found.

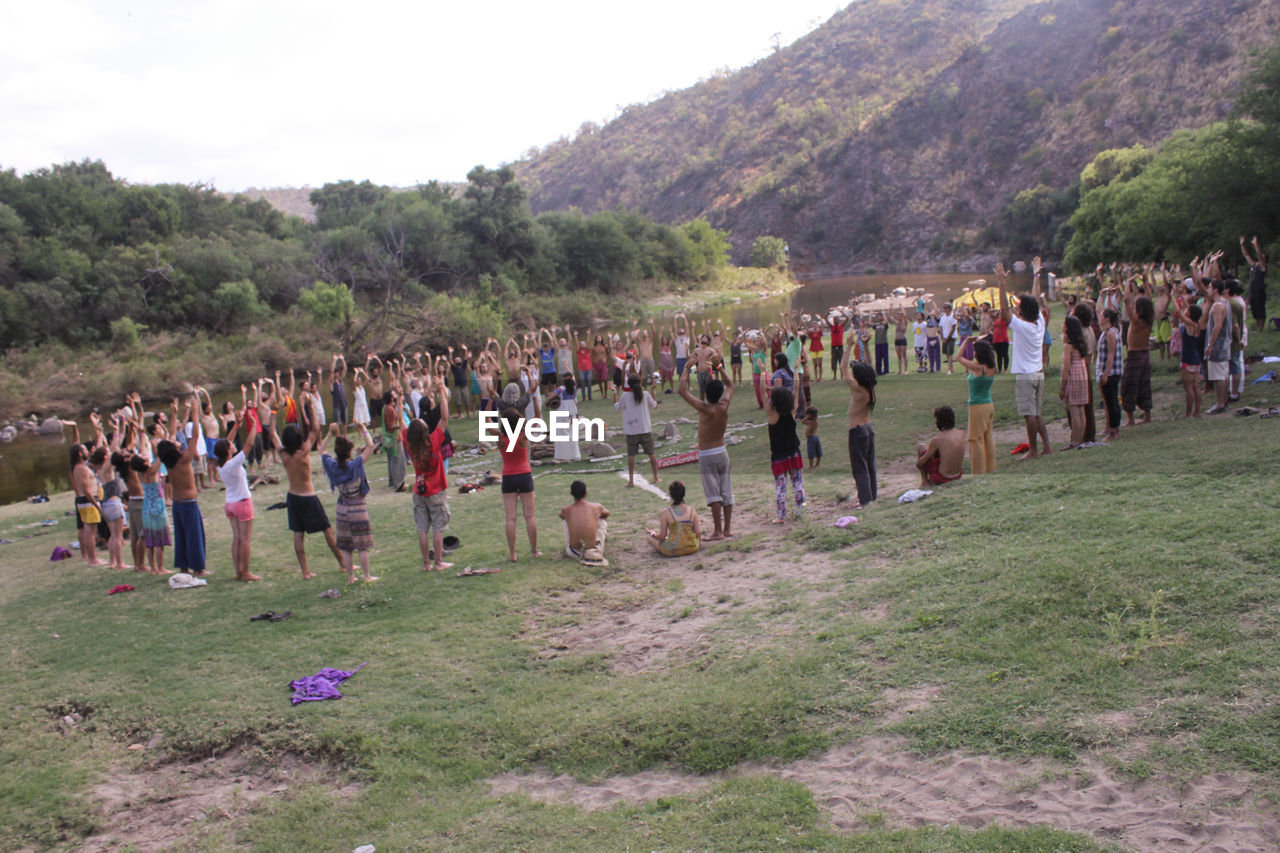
[405,377,453,571]
[991,310,1010,373]
[808,322,825,381]
[498,405,540,562]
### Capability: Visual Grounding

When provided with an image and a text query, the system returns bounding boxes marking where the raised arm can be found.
[996,264,1012,321]
[841,332,857,388]
[677,359,706,410]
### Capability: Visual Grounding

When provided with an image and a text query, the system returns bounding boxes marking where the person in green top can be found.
[957,336,997,474]
[749,340,768,409]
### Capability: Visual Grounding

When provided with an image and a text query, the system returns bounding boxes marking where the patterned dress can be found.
[323,454,372,553]
[141,480,171,548]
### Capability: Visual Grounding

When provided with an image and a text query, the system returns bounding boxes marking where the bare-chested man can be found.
[634,320,655,385]
[842,342,878,508]
[678,359,734,540]
[279,418,345,579]
[197,387,221,484]
[155,393,207,576]
[71,437,105,566]
[691,334,719,401]
[915,405,965,488]
[560,480,610,562]
[365,353,385,424]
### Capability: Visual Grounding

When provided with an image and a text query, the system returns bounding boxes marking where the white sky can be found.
[1,0,843,191]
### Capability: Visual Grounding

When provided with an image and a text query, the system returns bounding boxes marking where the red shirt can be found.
[500,437,531,477]
[992,315,1009,344]
[404,426,447,496]
[809,330,824,352]
[830,323,844,346]
[576,347,593,372]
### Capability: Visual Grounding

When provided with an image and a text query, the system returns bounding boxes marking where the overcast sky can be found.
[1,0,843,191]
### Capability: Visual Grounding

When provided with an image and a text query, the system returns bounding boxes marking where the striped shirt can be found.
[1096,327,1123,377]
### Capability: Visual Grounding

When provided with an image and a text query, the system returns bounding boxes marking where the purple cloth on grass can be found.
[289,663,367,705]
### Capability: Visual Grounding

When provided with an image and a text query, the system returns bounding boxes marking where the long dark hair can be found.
[973,340,996,369]
[850,362,877,411]
[406,418,435,470]
[1063,315,1088,358]
[628,375,643,403]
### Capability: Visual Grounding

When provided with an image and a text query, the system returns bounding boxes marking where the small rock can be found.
[128,744,144,751]
[354,845,376,853]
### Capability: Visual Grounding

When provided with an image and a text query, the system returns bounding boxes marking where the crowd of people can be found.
[62,241,1267,577]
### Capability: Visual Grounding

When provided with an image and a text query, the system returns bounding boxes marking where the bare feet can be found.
[302,570,316,580]
[363,575,380,582]
[431,563,453,572]
[346,576,359,584]
[531,550,543,558]
[509,553,519,562]
[703,533,725,542]
[625,481,634,488]
[244,572,262,582]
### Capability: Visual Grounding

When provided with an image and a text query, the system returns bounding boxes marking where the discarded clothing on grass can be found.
[898,489,933,504]
[107,584,134,595]
[50,546,72,561]
[830,515,859,527]
[1251,370,1277,385]
[289,663,367,705]
[168,572,208,589]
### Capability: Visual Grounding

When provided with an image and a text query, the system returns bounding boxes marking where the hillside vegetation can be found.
[514,0,1280,271]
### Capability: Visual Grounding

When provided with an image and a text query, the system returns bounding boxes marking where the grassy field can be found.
[3,329,1279,851]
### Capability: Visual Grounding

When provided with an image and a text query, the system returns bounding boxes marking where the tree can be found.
[748,235,788,268]
[680,219,730,278]
[298,280,356,347]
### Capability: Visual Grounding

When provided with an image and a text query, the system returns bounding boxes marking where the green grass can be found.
[3,326,1279,850]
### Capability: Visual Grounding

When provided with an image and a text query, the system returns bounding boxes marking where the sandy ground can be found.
[489,736,1280,852]
[75,749,358,852]
[500,473,1280,852]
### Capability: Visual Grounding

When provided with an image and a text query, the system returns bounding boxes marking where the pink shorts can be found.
[225,498,255,522]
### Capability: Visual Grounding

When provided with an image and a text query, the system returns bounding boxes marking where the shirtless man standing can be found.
[560,480,610,562]
[635,320,656,386]
[365,354,385,425]
[279,418,345,579]
[197,387,221,484]
[915,405,965,487]
[678,359,734,540]
[71,440,105,566]
[842,341,878,508]
[691,334,719,401]
[155,393,207,577]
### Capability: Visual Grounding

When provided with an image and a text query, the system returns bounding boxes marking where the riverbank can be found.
[0,268,797,425]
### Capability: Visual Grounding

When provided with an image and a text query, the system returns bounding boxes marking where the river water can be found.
[0,271,1027,505]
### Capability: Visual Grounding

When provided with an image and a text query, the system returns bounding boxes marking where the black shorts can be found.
[286,493,331,534]
[540,371,557,387]
[501,472,535,494]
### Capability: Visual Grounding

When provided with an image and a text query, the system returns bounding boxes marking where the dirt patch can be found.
[488,767,713,811]
[879,685,941,724]
[524,537,846,675]
[76,749,360,852]
[489,737,1280,852]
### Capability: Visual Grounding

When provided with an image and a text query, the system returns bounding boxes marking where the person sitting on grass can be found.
[915,405,965,488]
[647,480,702,557]
[560,480,610,565]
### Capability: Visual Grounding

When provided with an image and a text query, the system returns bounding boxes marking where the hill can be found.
[513,0,1280,271]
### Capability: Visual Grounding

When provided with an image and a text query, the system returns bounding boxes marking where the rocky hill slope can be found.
[514,0,1279,271]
